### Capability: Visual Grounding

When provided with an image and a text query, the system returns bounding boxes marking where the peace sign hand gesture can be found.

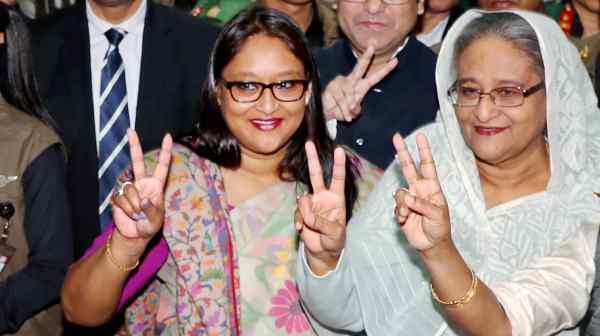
[322,46,398,122]
[393,133,451,252]
[296,142,347,275]
[111,129,172,252]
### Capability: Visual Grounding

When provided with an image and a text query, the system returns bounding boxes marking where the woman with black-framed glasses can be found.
[60,6,381,335]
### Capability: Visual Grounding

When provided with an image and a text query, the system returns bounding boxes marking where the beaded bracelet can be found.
[431,269,478,306]
[105,231,140,272]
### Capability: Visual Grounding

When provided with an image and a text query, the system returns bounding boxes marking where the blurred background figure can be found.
[0,1,72,335]
[416,0,462,51]
[477,0,545,10]
[259,0,338,47]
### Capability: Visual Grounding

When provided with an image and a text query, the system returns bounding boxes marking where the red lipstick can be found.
[474,126,508,136]
[250,118,283,131]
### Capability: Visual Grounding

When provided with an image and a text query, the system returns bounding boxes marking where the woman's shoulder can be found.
[0,101,62,167]
[142,142,222,186]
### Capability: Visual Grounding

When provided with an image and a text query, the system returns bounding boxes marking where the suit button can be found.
[355,138,365,147]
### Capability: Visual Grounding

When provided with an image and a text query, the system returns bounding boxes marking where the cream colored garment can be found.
[297,9,600,336]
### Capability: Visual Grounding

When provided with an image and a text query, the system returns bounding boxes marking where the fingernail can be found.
[141,199,152,210]
[133,212,147,221]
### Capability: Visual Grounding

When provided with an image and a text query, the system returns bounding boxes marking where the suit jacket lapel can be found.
[62,4,96,157]
[136,2,173,151]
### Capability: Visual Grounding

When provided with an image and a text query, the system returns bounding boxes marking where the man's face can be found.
[337,0,424,56]
[477,0,542,11]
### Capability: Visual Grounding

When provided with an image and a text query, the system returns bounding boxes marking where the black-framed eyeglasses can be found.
[447,81,545,107]
[221,79,309,103]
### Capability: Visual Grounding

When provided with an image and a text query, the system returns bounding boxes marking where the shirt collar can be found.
[350,36,410,60]
[86,0,147,38]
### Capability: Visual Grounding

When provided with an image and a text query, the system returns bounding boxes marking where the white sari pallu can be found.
[297,9,600,336]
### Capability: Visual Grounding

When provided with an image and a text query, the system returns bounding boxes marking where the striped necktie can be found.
[98,28,131,230]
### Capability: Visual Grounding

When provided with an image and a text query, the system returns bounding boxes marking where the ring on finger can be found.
[117,181,133,197]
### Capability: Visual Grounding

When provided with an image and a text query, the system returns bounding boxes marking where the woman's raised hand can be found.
[393,133,451,252]
[296,141,347,274]
[111,129,172,244]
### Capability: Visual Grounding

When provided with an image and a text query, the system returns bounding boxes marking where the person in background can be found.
[190,0,249,23]
[60,7,380,335]
[557,0,600,102]
[318,0,438,169]
[296,10,600,336]
[0,1,73,334]
[191,0,339,48]
[477,0,544,10]
[261,0,339,47]
[30,0,219,260]
[416,0,462,51]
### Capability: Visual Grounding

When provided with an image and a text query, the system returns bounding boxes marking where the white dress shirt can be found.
[87,0,146,151]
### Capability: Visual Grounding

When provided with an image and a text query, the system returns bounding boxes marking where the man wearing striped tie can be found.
[31,0,219,261]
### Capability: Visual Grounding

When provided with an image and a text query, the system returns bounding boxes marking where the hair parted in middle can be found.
[181,6,360,215]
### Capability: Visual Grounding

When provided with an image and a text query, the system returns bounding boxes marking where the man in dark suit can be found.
[318,0,438,169]
[31,0,219,261]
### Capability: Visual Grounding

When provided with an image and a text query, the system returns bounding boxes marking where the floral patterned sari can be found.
[121,144,380,335]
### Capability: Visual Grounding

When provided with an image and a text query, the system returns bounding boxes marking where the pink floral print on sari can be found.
[269,280,310,334]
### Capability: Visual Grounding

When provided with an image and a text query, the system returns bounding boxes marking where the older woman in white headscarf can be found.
[294,9,600,336]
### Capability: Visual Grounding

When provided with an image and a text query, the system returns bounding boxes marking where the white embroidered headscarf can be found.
[339,9,600,335]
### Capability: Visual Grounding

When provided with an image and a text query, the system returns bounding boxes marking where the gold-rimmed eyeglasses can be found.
[447,81,545,107]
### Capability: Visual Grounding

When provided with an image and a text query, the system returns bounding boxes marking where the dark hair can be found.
[0,4,58,131]
[182,6,360,215]
[454,12,544,79]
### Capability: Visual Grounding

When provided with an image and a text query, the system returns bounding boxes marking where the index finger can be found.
[392,133,419,185]
[348,45,375,81]
[127,128,146,181]
[329,147,346,196]
[356,58,398,95]
[305,141,326,192]
[153,134,173,184]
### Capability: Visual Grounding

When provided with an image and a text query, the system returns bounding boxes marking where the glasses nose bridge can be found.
[255,83,279,112]
[257,83,280,101]
[476,91,496,106]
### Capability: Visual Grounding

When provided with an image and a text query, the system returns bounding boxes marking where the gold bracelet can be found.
[105,231,140,272]
[431,269,478,306]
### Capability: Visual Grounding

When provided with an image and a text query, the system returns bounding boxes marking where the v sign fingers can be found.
[300,142,349,275]
[353,57,398,105]
[112,131,172,252]
[348,45,376,81]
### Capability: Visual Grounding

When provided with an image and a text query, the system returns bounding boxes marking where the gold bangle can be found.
[431,269,478,306]
[105,231,139,272]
